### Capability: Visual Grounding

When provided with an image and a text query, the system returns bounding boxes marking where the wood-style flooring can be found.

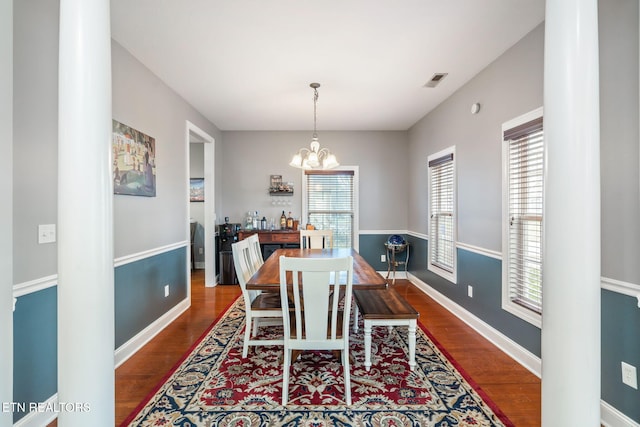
[49,269,541,426]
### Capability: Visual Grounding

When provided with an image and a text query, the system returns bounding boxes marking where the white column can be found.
[58,0,114,425]
[542,0,601,426]
[0,0,13,425]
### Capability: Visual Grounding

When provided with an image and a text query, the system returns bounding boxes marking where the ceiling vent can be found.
[424,73,448,88]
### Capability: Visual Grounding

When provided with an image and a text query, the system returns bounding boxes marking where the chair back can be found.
[299,229,333,249]
[279,256,353,345]
[232,239,259,302]
[246,233,264,269]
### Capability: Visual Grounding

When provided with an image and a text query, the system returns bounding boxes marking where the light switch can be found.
[38,224,56,244]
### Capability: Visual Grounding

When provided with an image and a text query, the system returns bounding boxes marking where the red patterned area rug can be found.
[122,297,513,427]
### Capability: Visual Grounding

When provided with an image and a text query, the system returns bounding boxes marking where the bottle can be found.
[286,212,293,229]
[280,211,287,230]
[245,211,253,230]
[253,211,259,230]
[261,216,267,230]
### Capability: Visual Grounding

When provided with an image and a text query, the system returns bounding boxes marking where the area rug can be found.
[122,297,513,427]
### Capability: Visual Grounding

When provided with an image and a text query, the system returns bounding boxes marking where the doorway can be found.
[186,121,216,287]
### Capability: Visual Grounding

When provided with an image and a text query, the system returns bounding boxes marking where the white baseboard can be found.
[407,272,541,377]
[601,399,640,427]
[13,394,58,427]
[376,270,407,280]
[114,298,191,368]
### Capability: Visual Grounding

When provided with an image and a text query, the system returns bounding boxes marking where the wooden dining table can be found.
[246,247,387,291]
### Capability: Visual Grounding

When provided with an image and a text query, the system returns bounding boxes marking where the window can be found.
[302,168,358,249]
[427,147,456,283]
[502,107,543,327]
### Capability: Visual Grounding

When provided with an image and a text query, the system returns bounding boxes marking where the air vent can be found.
[424,73,448,88]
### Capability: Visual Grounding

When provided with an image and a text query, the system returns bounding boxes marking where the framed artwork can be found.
[112,120,157,197]
[190,178,204,202]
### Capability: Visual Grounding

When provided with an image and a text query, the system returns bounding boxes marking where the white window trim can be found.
[301,166,360,251]
[501,107,543,329]
[427,146,457,284]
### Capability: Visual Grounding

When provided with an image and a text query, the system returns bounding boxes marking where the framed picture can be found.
[112,120,157,197]
[190,178,204,202]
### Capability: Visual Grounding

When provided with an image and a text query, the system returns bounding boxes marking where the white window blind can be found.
[428,149,456,281]
[505,116,543,315]
[305,170,354,248]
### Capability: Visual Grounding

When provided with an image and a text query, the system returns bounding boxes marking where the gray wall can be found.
[1,0,13,422]
[599,0,640,285]
[13,0,59,283]
[112,41,221,258]
[599,0,640,421]
[408,24,544,251]
[219,131,409,230]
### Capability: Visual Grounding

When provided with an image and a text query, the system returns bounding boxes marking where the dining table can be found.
[245,247,388,291]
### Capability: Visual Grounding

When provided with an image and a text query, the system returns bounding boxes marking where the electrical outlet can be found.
[467,285,473,298]
[164,285,170,298]
[621,362,638,389]
[199,247,203,255]
[381,254,386,263]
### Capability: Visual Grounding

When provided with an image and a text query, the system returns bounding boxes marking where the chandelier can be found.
[289,83,339,170]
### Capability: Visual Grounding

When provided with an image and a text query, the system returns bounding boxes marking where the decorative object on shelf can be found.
[289,83,339,170]
[269,174,293,195]
[385,235,410,284]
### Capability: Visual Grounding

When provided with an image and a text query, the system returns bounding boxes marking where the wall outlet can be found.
[381,254,386,263]
[199,247,203,255]
[164,285,170,298]
[621,361,638,389]
[467,285,473,298]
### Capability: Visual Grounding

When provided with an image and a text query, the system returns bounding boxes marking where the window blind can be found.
[429,154,455,273]
[305,170,354,248]
[506,122,543,314]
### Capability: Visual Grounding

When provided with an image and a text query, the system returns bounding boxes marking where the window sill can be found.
[502,300,542,329]
[428,264,457,285]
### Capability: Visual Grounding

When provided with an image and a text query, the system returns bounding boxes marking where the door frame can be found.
[186,121,216,287]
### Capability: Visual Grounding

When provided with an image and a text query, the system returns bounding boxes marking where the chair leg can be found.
[342,344,352,405]
[242,317,252,358]
[253,317,259,336]
[282,349,291,405]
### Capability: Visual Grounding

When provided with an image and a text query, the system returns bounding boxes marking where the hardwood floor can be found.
[50,269,541,426]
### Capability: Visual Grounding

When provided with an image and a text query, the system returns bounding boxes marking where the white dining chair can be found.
[232,238,283,358]
[299,229,333,249]
[279,255,354,405]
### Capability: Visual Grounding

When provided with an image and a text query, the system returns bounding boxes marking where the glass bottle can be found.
[245,211,253,230]
[280,211,287,230]
[286,211,293,230]
[261,216,267,230]
[253,211,259,230]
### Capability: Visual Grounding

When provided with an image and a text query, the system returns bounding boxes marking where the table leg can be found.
[353,303,359,333]
[408,319,417,371]
[364,320,372,372]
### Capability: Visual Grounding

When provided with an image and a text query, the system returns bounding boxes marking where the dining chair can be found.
[279,255,354,405]
[299,229,333,249]
[246,233,264,269]
[232,238,283,358]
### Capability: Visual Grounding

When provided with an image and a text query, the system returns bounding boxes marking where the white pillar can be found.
[542,0,601,426]
[0,0,13,426]
[58,0,114,425]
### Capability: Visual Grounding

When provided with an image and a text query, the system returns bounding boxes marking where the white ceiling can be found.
[110,0,545,131]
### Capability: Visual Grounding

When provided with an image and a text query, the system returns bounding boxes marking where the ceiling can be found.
[110,1,545,132]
